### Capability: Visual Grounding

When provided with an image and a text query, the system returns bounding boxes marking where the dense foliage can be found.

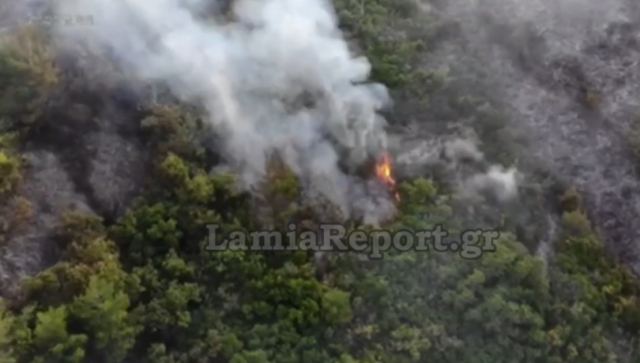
[0,1,639,363]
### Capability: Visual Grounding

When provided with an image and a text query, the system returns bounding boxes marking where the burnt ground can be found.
[0,80,151,298]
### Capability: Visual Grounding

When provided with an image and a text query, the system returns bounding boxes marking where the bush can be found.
[0,151,20,196]
[0,26,58,129]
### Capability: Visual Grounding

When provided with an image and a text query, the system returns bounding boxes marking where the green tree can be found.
[0,303,16,363]
[0,151,20,197]
[0,26,58,129]
[69,274,138,363]
[29,306,87,363]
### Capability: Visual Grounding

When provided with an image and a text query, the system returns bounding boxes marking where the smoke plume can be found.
[53,0,390,217]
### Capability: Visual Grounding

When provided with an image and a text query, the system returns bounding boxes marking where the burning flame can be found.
[375,152,400,202]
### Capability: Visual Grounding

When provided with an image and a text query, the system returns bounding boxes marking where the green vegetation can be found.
[1,159,638,362]
[334,0,421,87]
[0,2,639,363]
[0,151,20,197]
[0,26,58,131]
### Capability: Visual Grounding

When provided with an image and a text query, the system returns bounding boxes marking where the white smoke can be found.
[464,165,519,202]
[395,136,520,202]
[442,138,485,164]
[53,0,390,216]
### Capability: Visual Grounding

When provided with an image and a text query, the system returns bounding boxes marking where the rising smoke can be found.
[53,0,391,218]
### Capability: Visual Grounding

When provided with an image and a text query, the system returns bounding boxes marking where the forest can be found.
[1,0,640,362]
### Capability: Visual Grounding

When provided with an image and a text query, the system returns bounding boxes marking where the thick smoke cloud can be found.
[53,0,390,217]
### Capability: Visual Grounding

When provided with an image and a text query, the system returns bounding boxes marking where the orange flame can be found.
[375,152,400,202]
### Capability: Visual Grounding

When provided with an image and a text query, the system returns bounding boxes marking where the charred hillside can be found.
[0,1,639,363]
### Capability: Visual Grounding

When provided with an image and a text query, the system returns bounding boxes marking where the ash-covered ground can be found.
[390,0,640,271]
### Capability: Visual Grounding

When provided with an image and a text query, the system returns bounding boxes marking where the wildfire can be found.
[375,152,400,202]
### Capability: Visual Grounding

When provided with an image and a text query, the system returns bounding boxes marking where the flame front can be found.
[376,152,400,201]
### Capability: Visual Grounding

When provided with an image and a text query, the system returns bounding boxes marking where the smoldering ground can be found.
[46,0,527,223]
